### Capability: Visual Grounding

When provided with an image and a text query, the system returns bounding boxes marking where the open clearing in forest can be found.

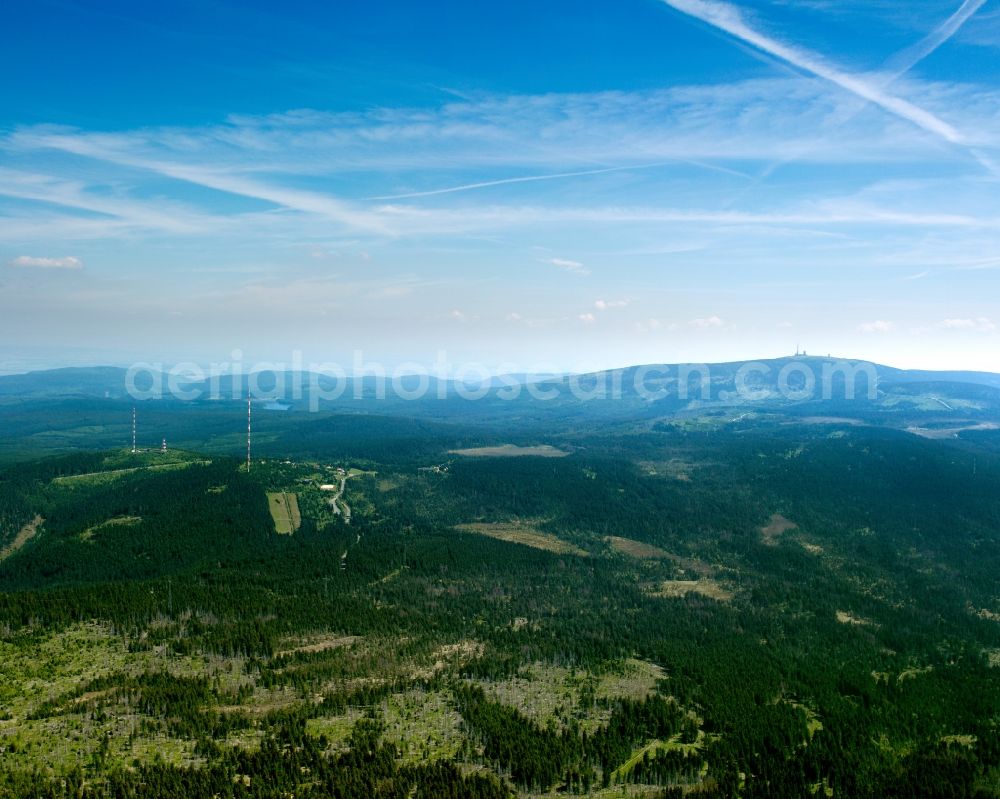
[267,491,301,534]
[906,421,999,440]
[473,658,665,735]
[80,515,141,542]
[836,610,875,626]
[380,689,466,764]
[274,634,359,658]
[308,688,465,764]
[411,641,487,681]
[636,459,697,481]
[448,444,569,458]
[608,537,716,577]
[0,622,252,772]
[795,416,866,427]
[0,515,43,561]
[760,513,798,545]
[51,460,206,486]
[653,579,734,602]
[607,536,674,560]
[454,521,586,556]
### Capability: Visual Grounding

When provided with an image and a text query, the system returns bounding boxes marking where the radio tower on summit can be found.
[246,396,252,472]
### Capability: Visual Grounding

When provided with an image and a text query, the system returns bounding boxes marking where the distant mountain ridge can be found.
[2,358,1000,402]
[1,357,1000,465]
[0,366,145,399]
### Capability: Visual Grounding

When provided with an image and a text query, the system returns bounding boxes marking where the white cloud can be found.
[6,72,1000,247]
[690,315,725,328]
[938,317,996,332]
[9,255,82,269]
[578,313,596,323]
[858,320,894,334]
[594,299,629,310]
[19,73,986,183]
[0,168,206,234]
[546,257,590,275]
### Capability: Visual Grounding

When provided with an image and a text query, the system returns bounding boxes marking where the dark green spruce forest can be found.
[0,365,999,798]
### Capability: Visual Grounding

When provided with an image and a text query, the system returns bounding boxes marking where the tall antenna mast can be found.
[132,406,137,454]
[246,396,252,472]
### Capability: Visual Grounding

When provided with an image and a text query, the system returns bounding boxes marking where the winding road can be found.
[329,473,352,523]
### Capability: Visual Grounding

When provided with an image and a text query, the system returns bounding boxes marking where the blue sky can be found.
[2,0,1000,374]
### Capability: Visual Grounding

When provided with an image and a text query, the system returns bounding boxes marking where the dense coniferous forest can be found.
[0,384,998,797]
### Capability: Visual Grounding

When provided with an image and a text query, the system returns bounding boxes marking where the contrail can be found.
[370,165,651,200]
[382,0,988,205]
[885,0,987,78]
[368,160,750,201]
[10,131,392,235]
[660,0,966,145]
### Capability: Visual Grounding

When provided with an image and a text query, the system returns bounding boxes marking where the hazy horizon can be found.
[3,345,1000,381]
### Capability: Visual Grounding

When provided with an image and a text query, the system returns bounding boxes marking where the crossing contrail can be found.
[660,0,968,146]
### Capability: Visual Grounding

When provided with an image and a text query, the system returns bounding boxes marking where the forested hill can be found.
[0,418,998,796]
